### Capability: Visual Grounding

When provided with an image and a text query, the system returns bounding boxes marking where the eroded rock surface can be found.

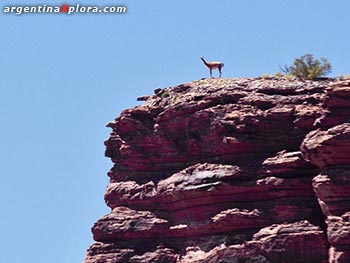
[84,78,350,262]
[300,81,350,263]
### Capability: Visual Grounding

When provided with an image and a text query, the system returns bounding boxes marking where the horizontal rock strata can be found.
[84,78,350,263]
[301,81,350,263]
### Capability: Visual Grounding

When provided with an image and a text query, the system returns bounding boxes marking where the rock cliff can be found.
[83,78,350,263]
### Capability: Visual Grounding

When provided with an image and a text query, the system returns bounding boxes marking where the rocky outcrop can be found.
[300,80,350,263]
[83,78,350,263]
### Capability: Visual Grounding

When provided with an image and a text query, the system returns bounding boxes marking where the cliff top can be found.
[136,77,334,108]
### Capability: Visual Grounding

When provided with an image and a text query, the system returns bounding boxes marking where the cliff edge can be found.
[83,77,350,263]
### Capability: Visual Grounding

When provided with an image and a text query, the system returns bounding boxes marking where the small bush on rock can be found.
[281,54,332,80]
[274,72,284,78]
[261,73,272,79]
[161,91,170,98]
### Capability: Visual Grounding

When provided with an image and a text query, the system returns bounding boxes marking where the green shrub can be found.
[161,91,170,98]
[281,54,332,80]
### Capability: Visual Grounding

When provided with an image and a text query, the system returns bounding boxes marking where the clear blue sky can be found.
[1,1,349,262]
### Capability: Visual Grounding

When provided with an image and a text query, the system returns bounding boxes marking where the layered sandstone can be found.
[301,80,350,262]
[83,77,350,263]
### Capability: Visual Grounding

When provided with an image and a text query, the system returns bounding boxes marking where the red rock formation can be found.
[300,80,350,263]
[84,78,350,263]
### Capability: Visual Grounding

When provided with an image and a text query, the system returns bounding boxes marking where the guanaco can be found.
[200,57,224,78]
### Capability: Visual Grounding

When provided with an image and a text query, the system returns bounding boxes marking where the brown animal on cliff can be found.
[200,56,224,78]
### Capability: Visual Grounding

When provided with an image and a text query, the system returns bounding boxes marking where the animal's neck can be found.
[201,58,210,67]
